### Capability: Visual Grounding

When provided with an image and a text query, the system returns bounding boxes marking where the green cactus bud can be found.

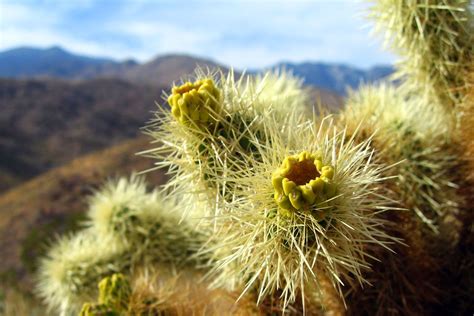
[272,151,336,218]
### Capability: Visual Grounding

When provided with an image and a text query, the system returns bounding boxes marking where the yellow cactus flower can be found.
[272,151,335,217]
[168,78,220,125]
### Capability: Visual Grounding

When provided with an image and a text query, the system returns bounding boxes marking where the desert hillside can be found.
[0,78,164,191]
[0,77,342,193]
[0,136,166,295]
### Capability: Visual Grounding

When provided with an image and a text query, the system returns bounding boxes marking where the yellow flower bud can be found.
[168,78,220,126]
[272,151,336,219]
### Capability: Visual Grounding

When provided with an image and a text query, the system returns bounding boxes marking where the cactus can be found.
[200,117,398,311]
[341,84,461,231]
[34,1,473,314]
[86,176,204,264]
[142,69,311,219]
[370,0,473,109]
[36,231,130,315]
[37,177,205,315]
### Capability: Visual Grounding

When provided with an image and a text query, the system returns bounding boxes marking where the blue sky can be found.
[0,0,395,69]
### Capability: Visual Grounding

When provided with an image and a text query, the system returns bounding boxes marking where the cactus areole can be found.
[272,151,336,218]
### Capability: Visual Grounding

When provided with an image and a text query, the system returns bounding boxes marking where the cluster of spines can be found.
[337,0,473,313]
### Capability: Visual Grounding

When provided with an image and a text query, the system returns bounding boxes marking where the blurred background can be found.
[0,0,395,311]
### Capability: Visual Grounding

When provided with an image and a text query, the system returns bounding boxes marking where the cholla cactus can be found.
[143,69,311,218]
[370,0,473,109]
[34,1,473,314]
[37,176,204,315]
[36,231,129,315]
[341,84,461,231]
[86,176,204,264]
[202,117,398,311]
[145,67,400,311]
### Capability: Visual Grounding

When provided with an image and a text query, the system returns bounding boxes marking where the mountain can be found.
[122,54,226,87]
[0,136,167,294]
[269,62,394,95]
[0,46,138,79]
[0,46,393,94]
[0,47,225,87]
[0,78,164,191]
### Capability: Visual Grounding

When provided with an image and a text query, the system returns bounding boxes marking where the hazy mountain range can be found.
[0,46,393,95]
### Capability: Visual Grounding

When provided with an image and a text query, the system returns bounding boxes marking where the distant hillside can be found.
[122,54,227,87]
[0,46,393,94]
[0,46,137,79]
[0,78,164,191]
[270,62,394,95]
[0,136,167,294]
[0,47,225,87]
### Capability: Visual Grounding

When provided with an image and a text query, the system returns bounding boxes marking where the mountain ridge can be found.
[269,61,393,95]
[0,46,393,94]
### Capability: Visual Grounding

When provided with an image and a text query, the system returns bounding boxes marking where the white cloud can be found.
[0,0,395,68]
